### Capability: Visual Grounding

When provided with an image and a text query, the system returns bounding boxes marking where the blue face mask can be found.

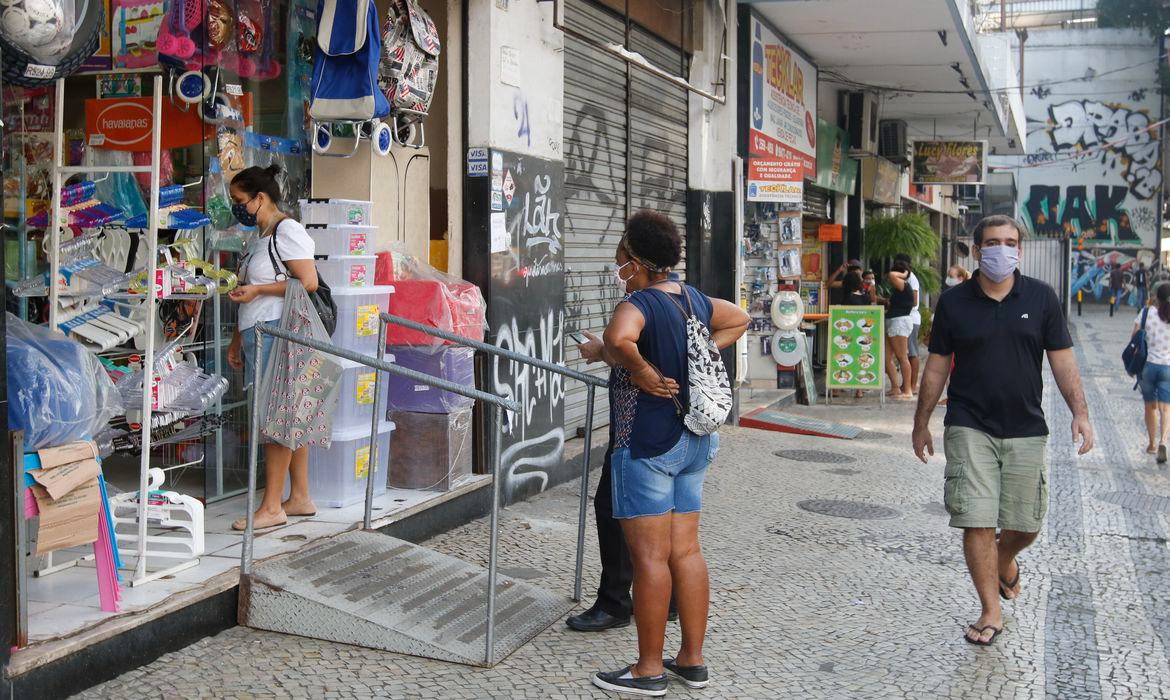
[232,196,258,227]
[978,244,1019,283]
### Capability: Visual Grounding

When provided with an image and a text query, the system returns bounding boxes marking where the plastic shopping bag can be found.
[258,280,342,449]
[6,312,124,449]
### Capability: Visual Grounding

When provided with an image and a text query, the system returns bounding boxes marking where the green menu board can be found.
[826,305,885,390]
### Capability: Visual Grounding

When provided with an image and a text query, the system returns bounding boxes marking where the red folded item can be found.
[386,279,486,346]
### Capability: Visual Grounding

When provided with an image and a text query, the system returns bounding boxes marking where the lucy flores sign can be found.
[911,140,987,184]
[747,159,803,203]
[748,16,818,177]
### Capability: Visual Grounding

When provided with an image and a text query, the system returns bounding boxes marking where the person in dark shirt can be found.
[1135,262,1149,309]
[885,260,917,399]
[1109,264,1125,310]
[912,215,1094,647]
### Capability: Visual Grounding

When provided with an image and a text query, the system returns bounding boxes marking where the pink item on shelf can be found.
[95,505,122,613]
[23,486,38,518]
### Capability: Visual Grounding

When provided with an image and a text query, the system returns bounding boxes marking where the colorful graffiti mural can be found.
[1070,248,1158,308]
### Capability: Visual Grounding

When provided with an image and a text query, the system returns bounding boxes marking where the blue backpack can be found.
[1123,307,1150,388]
[310,0,392,121]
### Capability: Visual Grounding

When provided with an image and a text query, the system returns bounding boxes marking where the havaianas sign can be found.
[83,95,253,151]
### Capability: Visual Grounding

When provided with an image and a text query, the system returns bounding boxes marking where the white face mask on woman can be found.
[613,261,634,295]
[946,276,961,287]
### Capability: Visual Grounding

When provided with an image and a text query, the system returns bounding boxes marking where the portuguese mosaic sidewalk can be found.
[77,306,1170,699]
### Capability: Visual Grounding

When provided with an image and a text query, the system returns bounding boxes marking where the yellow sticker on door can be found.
[356,372,376,404]
[356,304,379,336]
[355,444,380,479]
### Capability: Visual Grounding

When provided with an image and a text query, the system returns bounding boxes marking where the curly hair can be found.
[622,210,682,271]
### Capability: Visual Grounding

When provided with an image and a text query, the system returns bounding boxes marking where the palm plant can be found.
[863,212,941,296]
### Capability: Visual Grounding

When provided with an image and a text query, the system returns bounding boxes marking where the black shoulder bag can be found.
[267,219,339,336]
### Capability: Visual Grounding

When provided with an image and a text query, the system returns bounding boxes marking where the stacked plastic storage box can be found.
[300,199,396,507]
[379,253,485,492]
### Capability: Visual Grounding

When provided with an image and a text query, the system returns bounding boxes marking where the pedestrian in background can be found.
[1134,262,1149,309]
[946,264,971,288]
[1110,263,1125,310]
[884,260,916,400]
[1136,282,1170,463]
[913,214,1094,646]
[591,211,748,697]
[895,253,923,394]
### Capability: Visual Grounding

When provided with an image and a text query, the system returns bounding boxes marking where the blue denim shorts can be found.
[241,322,277,389]
[612,431,719,519]
[1140,361,1170,403]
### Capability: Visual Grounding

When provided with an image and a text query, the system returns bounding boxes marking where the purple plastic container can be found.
[385,346,475,413]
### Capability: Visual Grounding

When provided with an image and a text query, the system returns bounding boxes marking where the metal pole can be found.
[363,319,388,530]
[12,431,28,650]
[573,385,596,602]
[484,404,504,665]
[241,327,264,576]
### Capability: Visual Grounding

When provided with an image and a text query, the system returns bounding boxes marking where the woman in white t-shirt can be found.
[1135,282,1170,463]
[225,165,319,529]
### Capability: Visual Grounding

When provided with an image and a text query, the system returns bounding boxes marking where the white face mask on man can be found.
[978,245,1020,283]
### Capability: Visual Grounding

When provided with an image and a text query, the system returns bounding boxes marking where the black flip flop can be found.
[965,624,1004,646]
[999,561,1020,600]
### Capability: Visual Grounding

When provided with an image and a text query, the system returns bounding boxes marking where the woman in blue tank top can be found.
[590,212,749,697]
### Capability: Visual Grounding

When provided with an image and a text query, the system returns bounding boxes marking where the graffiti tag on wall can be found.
[489,151,567,503]
[1046,100,1162,199]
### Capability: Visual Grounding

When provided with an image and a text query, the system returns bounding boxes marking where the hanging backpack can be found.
[653,287,733,436]
[378,0,440,115]
[309,0,391,121]
[1123,307,1150,389]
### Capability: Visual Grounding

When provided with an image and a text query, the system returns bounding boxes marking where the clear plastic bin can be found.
[333,359,379,431]
[308,225,376,257]
[331,285,394,357]
[298,199,373,227]
[307,420,395,508]
[318,255,376,288]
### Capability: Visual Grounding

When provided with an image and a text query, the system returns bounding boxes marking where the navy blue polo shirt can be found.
[928,271,1072,439]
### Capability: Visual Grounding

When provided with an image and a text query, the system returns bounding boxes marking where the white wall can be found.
[688,0,737,192]
[467,0,564,161]
[1013,28,1161,249]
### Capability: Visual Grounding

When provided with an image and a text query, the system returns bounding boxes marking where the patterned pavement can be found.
[77,306,1170,699]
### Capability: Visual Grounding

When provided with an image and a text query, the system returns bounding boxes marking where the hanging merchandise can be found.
[378,0,440,148]
[110,0,164,68]
[286,0,316,145]
[770,290,804,332]
[26,179,125,228]
[124,183,212,229]
[6,312,125,450]
[0,0,100,86]
[309,0,394,157]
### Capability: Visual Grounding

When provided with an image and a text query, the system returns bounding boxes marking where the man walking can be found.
[1110,263,1125,311]
[912,215,1094,646]
[1135,261,1149,309]
[895,253,922,393]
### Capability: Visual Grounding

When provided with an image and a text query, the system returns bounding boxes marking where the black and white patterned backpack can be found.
[658,287,732,435]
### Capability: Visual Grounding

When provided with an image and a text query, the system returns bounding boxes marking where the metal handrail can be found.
[378,313,606,625]
[240,323,520,666]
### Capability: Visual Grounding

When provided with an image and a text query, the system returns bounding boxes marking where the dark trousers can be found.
[594,445,634,618]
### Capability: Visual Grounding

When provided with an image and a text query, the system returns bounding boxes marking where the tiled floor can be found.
[22,477,489,643]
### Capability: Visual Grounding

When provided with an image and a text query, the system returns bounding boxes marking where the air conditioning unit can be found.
[878,120,909,164]
[841,91,879,154]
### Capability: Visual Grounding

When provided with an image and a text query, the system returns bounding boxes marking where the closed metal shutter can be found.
[803,184,831,221]
[562,0,689,434]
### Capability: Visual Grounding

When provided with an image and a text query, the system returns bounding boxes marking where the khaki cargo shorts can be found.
[942,426,1049,533]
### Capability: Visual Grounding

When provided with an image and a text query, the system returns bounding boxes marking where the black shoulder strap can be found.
[1142,307,1150,330]
[266,218,290,281]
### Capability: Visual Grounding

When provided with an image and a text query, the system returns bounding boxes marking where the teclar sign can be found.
[83,95,252,151]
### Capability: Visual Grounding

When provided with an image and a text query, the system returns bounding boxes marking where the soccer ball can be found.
[0,0,64,51]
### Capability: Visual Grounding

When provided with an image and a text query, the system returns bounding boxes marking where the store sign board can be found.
[814,117,858,194]
[747,158,803,203]
[826,305,885,390]
[912,139,988,184]
[83,95,251,151]
[748,16,818,177]
[872,157,901,205]
[818,223,842,242]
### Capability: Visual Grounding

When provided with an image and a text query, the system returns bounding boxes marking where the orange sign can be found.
[818,224,843,242]
[84,95,252,151]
